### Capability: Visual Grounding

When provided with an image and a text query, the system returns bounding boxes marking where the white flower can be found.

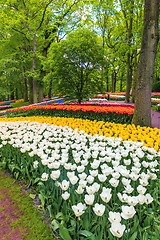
[60,180,70,191]
[112,172,120,179]
[33,160,39,168]
[78,172,87,180]
[137,185,146,195]
[130,172,139,181]
[50,170,60,180]
[123,159,131,166]
[145,193,153,204]
[89,170,98,177]
[139,179,149,186]
[109,178,119,187]
[91,160,100,169]
[100,187,112,203]
[79,179,87,188]
[84,194,95,205]
[69,176,79,185]
[51,161,60,169]
[41,172,49,181]
[122,178,131,186]
[124,185,134,194]
[117,193,128,203]
[92,182,100,192]
[112,160,120,167]
[67,171,75,179]
[108,211,121,223]
[127,196,138,206]
[93,203,105,216]
[86,185,96,195]
[142,161,149,168]
[77,165,85,173]
[72,203,86,217]
[62,191,70,200]
[137,194,145,205]
[86,175,94,184]
[110,222,126,238]
[75,186,84,194]
[81,159,88,166]
[121,206,136,219]
[98,174,107,182]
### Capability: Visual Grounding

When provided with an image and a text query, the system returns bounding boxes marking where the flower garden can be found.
[0,98,160,239]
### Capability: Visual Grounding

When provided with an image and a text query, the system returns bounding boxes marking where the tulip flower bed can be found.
[0,116,160,239]
[0,100,15,105]
[5,104,134,125]
[0,105,13,110]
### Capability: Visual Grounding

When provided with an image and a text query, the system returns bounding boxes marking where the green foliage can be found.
[46,28,104,103]
[6,107,133,124]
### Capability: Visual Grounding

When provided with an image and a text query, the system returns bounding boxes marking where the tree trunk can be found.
[120,72,123,92]
[112,70,116,92]
[125,53,132,102]
[132,0,159,127]
[48,78,52,99]
[28,77,33,104]
[22,66,28,102]
[33,36,37,103]
[132,51,138,103]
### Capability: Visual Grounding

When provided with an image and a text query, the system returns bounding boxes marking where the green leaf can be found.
[129,232,138,240]
[59,224,72,240]
[51,219,59,231]
[79,230,95,239]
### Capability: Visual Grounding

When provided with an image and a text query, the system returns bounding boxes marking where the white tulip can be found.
[50,170,60,180]
[124,185,134,194]
[108,211,121,223]
[109,178,119,187]
[75,186,84,194]
[117,193,128,203]
[69,176,79,185]
[41,172,49,181]
[62,191,70,200]
[137,194,145,204]
[100,188,112,203]
[110,222,126,238]
[123,159,131,166]
[84,194,95,205]
[93,203,105,216]
[72,203,86,217]
[67,171,75,179]
[121,206,136,219]
[86,175,94,184]
[78,172,87,180]
[77,165,85,173]
[79,179,87,188]
[86,185,96,195]
[92,182,100,192]
[145,193,153,204]
[127,196,138,206]
[89,170,98,177]
[60,180,70,191]
[137,185,146,195]
[33,160,39,168]
[98,174,107,182]
[122,178,131,186]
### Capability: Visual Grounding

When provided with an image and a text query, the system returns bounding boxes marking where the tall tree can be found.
[132,0,159,127]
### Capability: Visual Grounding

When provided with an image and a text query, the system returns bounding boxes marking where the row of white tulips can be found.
[0,120,159,238]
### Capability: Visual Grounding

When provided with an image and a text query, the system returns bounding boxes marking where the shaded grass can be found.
[0,168,54,240]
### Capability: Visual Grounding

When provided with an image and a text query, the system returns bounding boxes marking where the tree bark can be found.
[132,0,159,127]
[28,77,33,104]
[22,66,28,102]
[33,36,37,103]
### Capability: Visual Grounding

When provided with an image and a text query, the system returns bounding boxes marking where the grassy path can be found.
[0,169,54,240]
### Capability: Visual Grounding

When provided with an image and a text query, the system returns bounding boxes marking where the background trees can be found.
[47,28,104,103]
[0,0,159,125]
